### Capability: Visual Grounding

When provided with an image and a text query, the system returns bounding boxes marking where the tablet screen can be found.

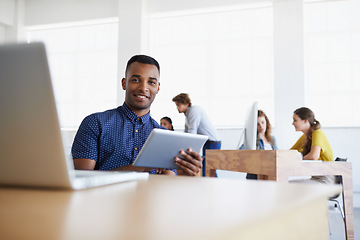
[132,128,208,169]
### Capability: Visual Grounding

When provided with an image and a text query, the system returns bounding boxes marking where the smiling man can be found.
[71,55,203,176]
[122,60,159,117]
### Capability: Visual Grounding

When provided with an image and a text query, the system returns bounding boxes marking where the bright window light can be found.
[304,0,360,127]
[27,19,119,129]
[148,5,274,128]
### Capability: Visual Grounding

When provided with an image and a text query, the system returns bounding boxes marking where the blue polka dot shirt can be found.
[71,103,174,174]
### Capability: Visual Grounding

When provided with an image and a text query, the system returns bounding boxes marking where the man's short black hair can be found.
[125,55,160,76]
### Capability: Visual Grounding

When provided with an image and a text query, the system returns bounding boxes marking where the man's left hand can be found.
[174,148,203,176]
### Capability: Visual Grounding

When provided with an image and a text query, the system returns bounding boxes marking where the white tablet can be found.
[132,128,208,169]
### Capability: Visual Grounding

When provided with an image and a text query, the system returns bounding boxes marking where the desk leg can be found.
[258,175,268,180]
[341,175,354,240]
[209,169,216,177]
[258,174,287,181]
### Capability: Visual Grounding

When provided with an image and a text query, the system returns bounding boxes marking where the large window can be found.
[27,19,119,129]
[304,0,360,127]
[148,3,274,128]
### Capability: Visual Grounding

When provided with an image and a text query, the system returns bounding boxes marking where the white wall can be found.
[0,0,26,43]
[116,0,146,106]
[273,0,305,150]
[0,0,15,43]
[0,0,15,26]
[3,0,358,206]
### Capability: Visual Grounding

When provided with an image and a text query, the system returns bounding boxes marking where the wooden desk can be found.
[206,149,354,240]
[0,175,339,240]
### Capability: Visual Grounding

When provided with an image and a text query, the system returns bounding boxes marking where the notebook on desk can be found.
[0,42,148,190]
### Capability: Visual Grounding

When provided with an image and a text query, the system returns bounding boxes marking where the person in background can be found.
[172,93,221,176]
[290,107,335,184]
[71,55,203,176]
[241,110,278,180]
[160,116,174,131]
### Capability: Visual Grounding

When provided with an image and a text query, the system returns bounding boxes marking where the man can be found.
[72,55,202,176]
[172,93,221,176]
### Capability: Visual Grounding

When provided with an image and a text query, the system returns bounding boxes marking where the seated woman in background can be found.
[242,110,278,180]
[160,116,174,131]
[290,107,334,184]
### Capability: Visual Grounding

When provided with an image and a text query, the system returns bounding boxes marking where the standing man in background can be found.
[172,93,221,176]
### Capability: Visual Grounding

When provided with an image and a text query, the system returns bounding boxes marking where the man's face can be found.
[122,62,160,116]
[175,102,188,114]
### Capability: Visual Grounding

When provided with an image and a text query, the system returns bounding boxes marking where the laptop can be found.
[0,42,148,190]
[133,128,208,169]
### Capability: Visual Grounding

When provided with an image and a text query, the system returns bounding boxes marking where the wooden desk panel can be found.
[0,175,339,240]
[206,149,354,240]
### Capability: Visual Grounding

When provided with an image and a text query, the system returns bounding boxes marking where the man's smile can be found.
[134,93,149,100]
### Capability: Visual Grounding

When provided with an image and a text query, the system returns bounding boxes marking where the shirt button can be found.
[134,147,138,150]
[135,130,138,133]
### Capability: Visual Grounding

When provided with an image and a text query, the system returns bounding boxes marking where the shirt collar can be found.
[120,102,151,124]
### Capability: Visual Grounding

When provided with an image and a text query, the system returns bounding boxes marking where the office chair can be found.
[329,157,347,219]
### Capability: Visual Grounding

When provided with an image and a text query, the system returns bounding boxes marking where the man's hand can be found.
[174,148,203,176]
[155,169,176,176]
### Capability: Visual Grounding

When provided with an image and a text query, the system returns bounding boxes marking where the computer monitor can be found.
[237,101,258,150]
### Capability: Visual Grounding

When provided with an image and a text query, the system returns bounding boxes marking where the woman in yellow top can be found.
[291,107,335,184]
